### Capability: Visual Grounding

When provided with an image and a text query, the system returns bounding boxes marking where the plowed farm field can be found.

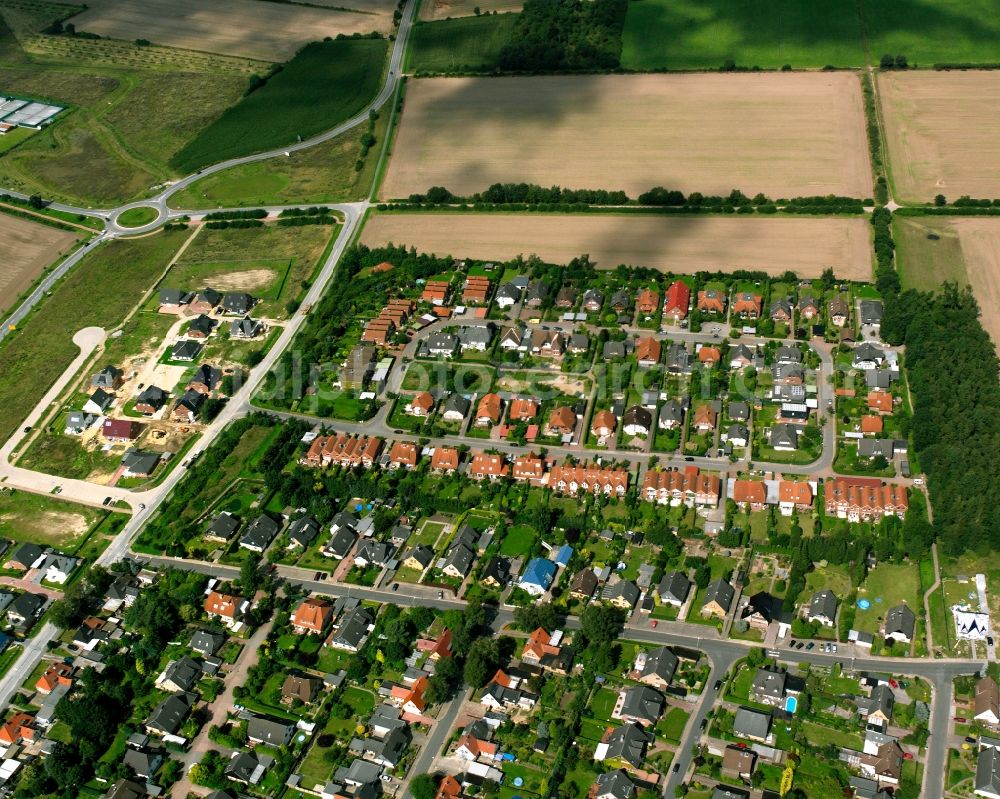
[360,213,873,278]
[879,71,1000,203]
[0,213,78,315]
[381,73,872,200]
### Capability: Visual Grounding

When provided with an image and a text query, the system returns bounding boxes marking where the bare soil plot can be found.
[0,213,78,315]
[948,219,1000,350]
[382,73,872,200]
[879,71,1000,203]
[420,0,523,20]
[68,0,392,61]
[360,213,873,278]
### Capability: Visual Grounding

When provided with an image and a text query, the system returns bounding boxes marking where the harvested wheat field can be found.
[69,0,393,61]
[382,73,872,200]
[0,213,78,316]
[420,0,523,20]
[948,219,1000,349]
[879,71,1000,203]
[361,213,873,278]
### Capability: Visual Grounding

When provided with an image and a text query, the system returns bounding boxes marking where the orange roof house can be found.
[476,393,502,425]
[421,280,450,305]
[0,713,35,745]
[463,276,491,304]
[868,391,894,414]
[416,628,453,660]
[693,404,717,431]
[455,731,499,760]
[372,261,394,274]
[732,292,763,318]
[635,336,661,365]
[521,627,560,664]
[204,591,244,621]
[663,280,691,319]
[469,452,509,480]
[436,775,463,799]
[513,453,545,482]
[697,290,727,314]
[698,346,721,365]
[36,663,73,694]
[861,414,884,434]
[508,397,539,421]
[388,440,419,469]
[591,409,617,438]
[778,480,813,510]
[292,597,334,634]
[431,446,460,473]
[732,480,767,509]
[548,406,577,435]
[391,674,428,714]
[637,289,660,315]
[407,392,435,416]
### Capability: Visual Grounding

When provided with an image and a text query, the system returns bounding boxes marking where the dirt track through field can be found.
[951,219,1000,349]
[0,214,77,316]
[361,213,873,278]
[420,0,523,20]
[382,73,872,200]
[879,71,1000,203]
[69,0,393,61]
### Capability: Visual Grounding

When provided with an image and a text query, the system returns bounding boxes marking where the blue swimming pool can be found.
[785,696,798,713]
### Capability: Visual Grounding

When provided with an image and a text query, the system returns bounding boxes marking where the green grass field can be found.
[0,14,253,204]
[116,206,158,228]
[0,489,103,548]
[499,523,536,557]
[622,0,1000,70]
[621,0,867,70]
[168,223,334,316]
[167,104,391,209]
[854,562,921,635]
[893,216,969,292]
[171,38,388,172]
[407,13,517,73]
[0,228,189,445]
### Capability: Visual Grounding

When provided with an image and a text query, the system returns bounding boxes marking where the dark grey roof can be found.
[240,514,281,550]
[159,288,191,305]
[247,715,294,746]
[355,539,392,565]
[404,545,434,569]
[603,580,640,607]
[171,340,202,361]
[443,393,471,416]
[657,572,690,604]
[659,399,684,427]
[175,387,205,415]
[603,340,627,359]
[122,449,160,475]
[703,579,735,612]
[136,385,167,409]
[207,512,240,540]
[105,779,148,799]
[9,592,45,620]
[188,314,215,336]
[858,684,895,719]
[482,556,510,586]
[526,280,549,302]
[775,345,802,364]
[772,363,804,382]
[619,685,664,724]
[9,542,43,568]
[860,299,884,325]
[582,288,604,307]
[190,629,226,656]
[858,438,895,459]
[726,423,749,442]
[640,646,678,685]
[458,326,493,347]
[976,746,1000,797]
[87,388,115,411]
[808,589,838,622]
[742,592,789,626]
[610,289,630,309]
[194,288,222,307]
[603,723,653,767]
[288,516,320,547]
[92,365,122,388]
[222,292,254,314]
[733,706,771,740]
[327,527,357,558]
[331,606,374,649]
[769,424,799,449]
[727,401,750,420]
[146,691,195,734]
[622,405,652,430]
[225,750,272,784]
[770,298,792,317]
[666,343,691,371]
[885,604,915,639]
[751,667,786,699]
[160,656,202,691]
[230,316,263,338]
[866,369,894,390]
[712,787,751,799]
[595,769,636,799]
[496,282,521,302]
[189,363,222,389]
[122,747,160,778]
[443,543,475,577]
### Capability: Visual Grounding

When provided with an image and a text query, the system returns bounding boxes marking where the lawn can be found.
[0,228,189,444]
[171,38,388,171]
[0,489,105,547]
[894,216,969,292]
[657,706,689,743]
[168,223,333,316]
[801,720,863,750]
[621,0,1000,71]
[0,14,251,204]
[407,13,517,73]
[117,206,159,228]
[167,103,392,208]
[499,524,537,557]
[621,0,867,70]
[589,686,618,721]
[17,433,122,482]
[797,563,853,605]
[854,562,921,635]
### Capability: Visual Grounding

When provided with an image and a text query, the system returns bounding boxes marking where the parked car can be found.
[699,719,707,731]
[954,717,967,723]
[890,679,899,689]
[713,680,722,691]
[966,736,978,744]
[651,620,658,628]
[903,752,913,760]
[672,763,680,774]
[805,642,814,650]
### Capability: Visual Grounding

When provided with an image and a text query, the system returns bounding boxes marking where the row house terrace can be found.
[824,477,908,522]
[548,463,629,497]
[302,434,384,469]
[642,466,720,507]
